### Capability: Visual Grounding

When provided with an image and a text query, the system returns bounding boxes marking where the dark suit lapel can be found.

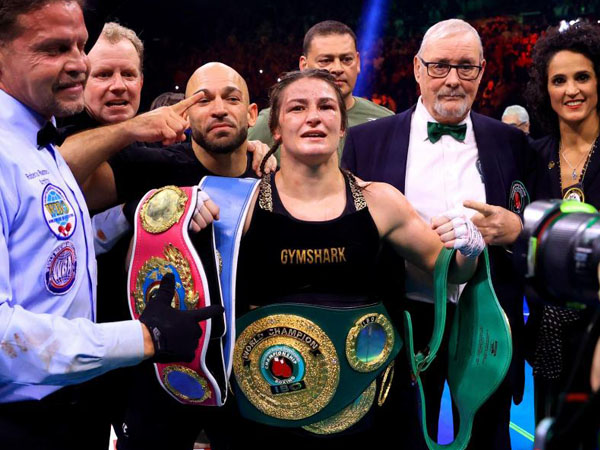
[391,106,415,194]
[471,112,507,207]
[547,136,563,199]
[583,139,600,200]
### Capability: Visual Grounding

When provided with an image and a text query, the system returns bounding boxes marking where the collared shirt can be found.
[0,89,143,402]
[404,98,486,303]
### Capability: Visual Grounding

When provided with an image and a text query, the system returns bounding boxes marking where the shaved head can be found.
[186,62,250,104]
[185,62,257,158]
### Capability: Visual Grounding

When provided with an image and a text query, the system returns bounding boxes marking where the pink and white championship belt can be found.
[128,185,227,406]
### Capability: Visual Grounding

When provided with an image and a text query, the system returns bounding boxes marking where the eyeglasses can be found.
[418,57,483,81]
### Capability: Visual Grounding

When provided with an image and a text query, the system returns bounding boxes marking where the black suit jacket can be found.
[530,134,600,209]
[342,106,536,402]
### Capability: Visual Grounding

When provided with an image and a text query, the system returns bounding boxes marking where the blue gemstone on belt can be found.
[355,323,386,362]
[166,370,205,399]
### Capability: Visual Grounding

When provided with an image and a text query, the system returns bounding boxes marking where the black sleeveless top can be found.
[236,171,381,311]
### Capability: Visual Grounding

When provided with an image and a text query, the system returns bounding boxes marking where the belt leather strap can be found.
[404,248,512,450]
[199,176,261,377]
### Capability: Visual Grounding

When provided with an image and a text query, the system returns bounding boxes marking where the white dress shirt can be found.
[404,98,486,303]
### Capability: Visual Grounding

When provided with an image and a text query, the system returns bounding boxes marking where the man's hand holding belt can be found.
[139,272,224,362]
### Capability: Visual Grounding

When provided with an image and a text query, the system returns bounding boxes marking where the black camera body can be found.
[514,199,600,308]
[514,200,600,449]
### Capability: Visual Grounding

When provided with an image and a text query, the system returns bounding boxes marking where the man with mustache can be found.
[248,20,393,159]
[82,62,263,450]
[342,19,534,449]
[0,2,221,449]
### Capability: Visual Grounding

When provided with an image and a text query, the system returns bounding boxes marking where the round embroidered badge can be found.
[508,181,529,215]
[45,241,77,294]
[42,184,77,239]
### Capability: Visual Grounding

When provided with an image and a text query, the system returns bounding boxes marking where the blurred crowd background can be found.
[83,0,600,137]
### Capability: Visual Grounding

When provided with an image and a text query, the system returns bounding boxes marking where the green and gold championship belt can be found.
[233,302,402,434]
[404,248,512,450]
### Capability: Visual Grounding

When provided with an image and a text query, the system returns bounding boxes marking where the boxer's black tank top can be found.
[237,171,381,311]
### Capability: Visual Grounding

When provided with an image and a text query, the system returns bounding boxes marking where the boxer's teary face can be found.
[186,64,257,155]
[84,37,143,124]
[414,32,485,124]
[0,1,89,119]
[273,76,344,162]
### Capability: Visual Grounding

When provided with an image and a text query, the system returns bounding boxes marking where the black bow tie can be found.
[37,122,61,147]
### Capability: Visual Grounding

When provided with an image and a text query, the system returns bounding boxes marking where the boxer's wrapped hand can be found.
[139,273,224,363]
[432,208,485,258]
[190,189,220,232]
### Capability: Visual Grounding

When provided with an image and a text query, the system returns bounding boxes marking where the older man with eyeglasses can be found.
[343,19,536,449]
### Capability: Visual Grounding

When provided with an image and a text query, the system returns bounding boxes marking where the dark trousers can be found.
[0,378,111,450]
[404,299,513,450]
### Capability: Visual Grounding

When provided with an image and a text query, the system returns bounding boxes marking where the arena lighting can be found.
[559,18,582,32]
[175,85,179,91]
[259,69,264,74]
[354,0,391,97]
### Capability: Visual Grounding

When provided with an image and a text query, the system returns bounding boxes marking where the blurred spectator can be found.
[502,104,531,134]
[150,91,185,109]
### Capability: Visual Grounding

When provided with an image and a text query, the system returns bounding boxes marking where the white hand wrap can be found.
[443,208,485,258]
[196,189,211,204]
[189,189,212,231]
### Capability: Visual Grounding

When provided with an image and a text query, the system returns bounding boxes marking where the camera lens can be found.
[536,213,600,305]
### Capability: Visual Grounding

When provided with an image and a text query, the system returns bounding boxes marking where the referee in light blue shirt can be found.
[0,2,221,449]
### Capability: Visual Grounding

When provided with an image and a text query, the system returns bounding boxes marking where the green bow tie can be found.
[427,122,467,143]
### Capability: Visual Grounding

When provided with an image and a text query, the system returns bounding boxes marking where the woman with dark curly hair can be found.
[525,20,600,204]
[524,20,600,432]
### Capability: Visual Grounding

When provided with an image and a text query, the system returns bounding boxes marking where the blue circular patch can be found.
[42,184,77,239]
[142,266,186,309]
[166,370,206,400]
[45,241,77,294]
[260,345,305,386]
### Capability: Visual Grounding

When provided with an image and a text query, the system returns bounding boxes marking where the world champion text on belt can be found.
[232,303,402,432]
[234,313,340,421]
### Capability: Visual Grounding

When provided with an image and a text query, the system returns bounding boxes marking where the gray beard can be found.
[192,127,248,155]
[52,100,85,118]
[433,97,469,121]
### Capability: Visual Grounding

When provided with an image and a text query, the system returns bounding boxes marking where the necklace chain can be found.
[560,142,591,180]
[558,137,598,193]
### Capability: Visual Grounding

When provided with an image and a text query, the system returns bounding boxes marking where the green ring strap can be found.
[405,248,513,450]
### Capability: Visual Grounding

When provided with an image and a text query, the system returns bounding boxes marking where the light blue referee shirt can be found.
[0,89,144,403]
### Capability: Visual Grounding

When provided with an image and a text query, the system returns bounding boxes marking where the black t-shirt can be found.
[110,142,257,203]
[237,172,381,310]
[98,142,258,324]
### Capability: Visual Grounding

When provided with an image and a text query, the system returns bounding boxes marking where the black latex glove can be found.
[139,272,224,363]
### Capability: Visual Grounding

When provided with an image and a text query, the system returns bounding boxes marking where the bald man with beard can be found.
[74,63,269,450]
[94,62,261,206]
